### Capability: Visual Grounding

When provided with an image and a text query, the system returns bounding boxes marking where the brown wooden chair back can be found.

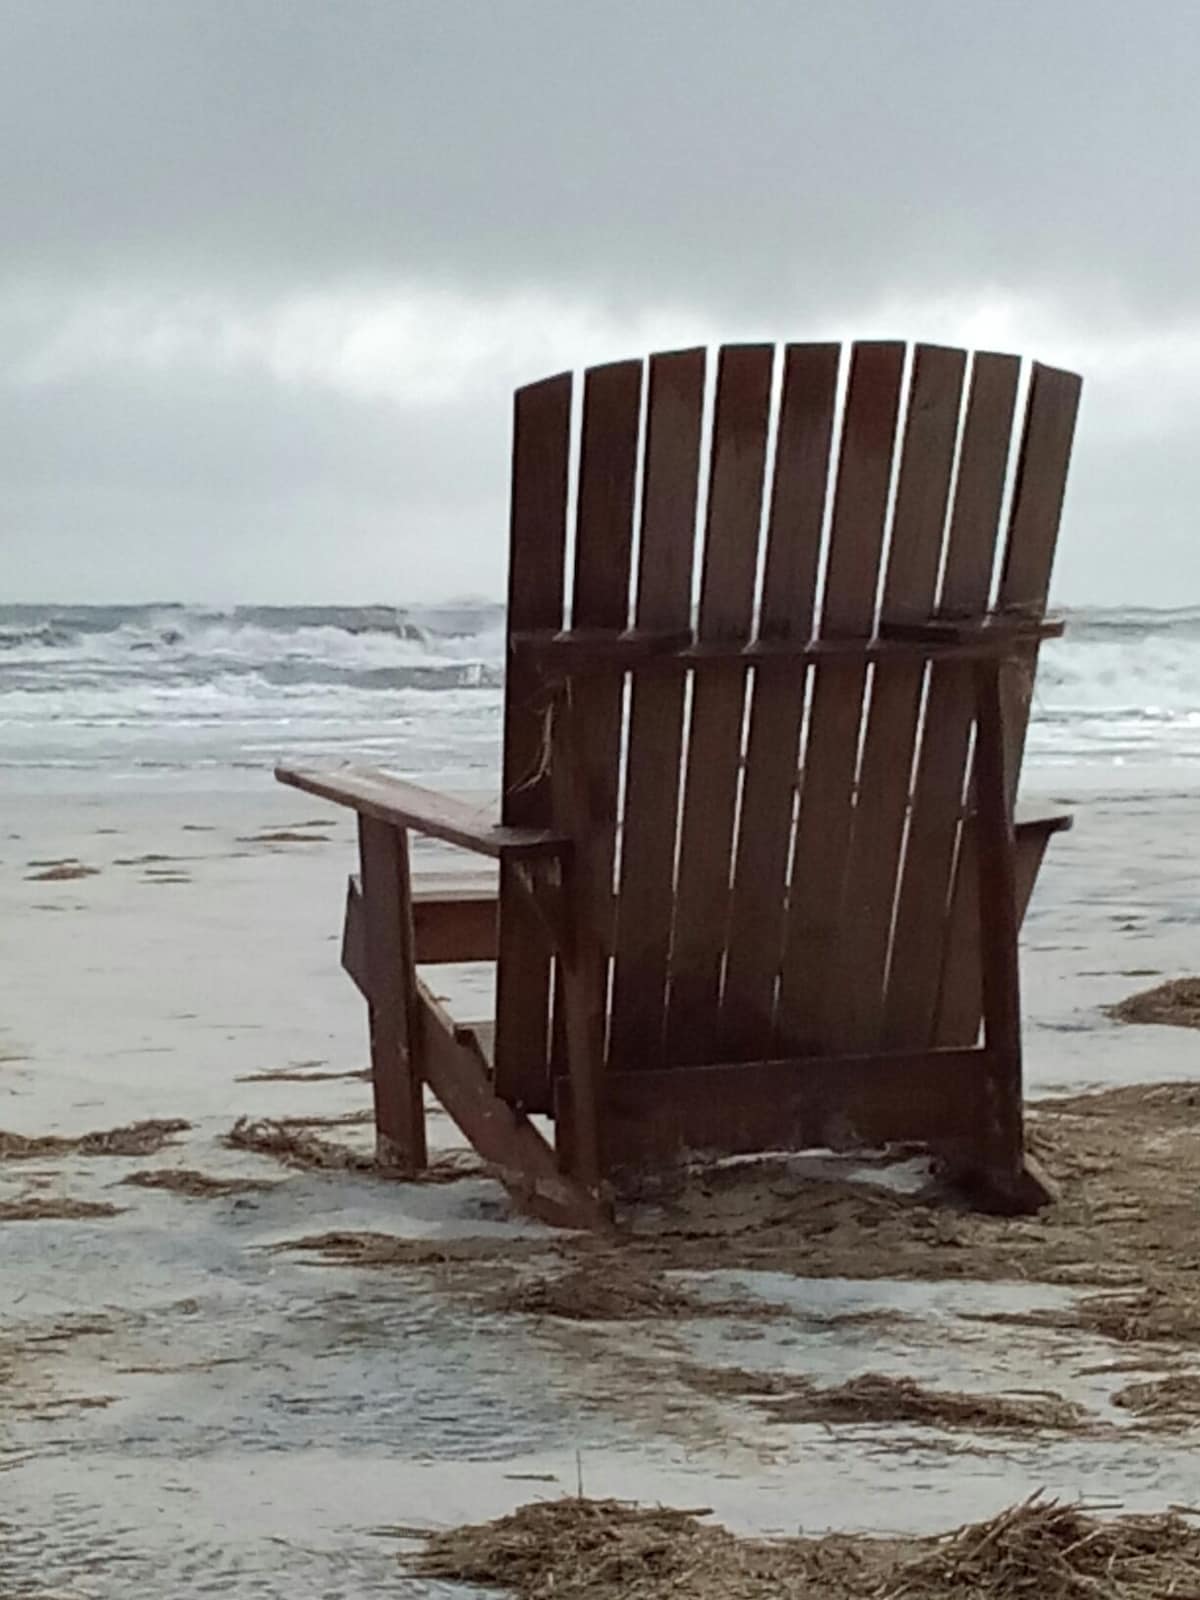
[492,343,1080,1115]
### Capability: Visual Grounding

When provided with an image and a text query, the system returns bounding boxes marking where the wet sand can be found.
[2,772,1200,1596]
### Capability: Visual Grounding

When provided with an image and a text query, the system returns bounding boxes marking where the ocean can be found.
[2,602,1199,787]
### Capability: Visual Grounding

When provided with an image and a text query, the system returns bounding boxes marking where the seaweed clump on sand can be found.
[24,859,100,882]
[672,1365,1088,1435]
[121,1168,276,1198]
[493,1262,699,1322]
[225,1116,482,1182]
[238,830,331,846]
[409,1493,1200,1600]
[411,1496,840,1600]
[1108,976,1200,1029]
[224,1115,375,1172]
[758,1372,1087,1434]
[77,1120,190,1155]
[0,1119,190,1160]
[490,1261,781,1324]
[884,1494,1200,1600]
[977,1285,1200,1347]
[274,1230,548,1268]
[0,1195,121,1222]
[1114,1371,1200,1430]
[235,1065,371,1084]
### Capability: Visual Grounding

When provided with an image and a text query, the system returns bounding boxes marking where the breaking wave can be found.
[1,602,1198,774]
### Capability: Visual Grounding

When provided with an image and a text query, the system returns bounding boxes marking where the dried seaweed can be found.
[411,1496,825,1600]
[238,830,331,845]
[224,1118,482,1180]
[235,1066,371,1084]
[0,1129,74,1159]
[0,1119,189,1161]
[1114,1371,1200,1430]
[1108,976,1200,1029]
[263,1109,374,1129]
[11,1393,116,1414]
[0,1195,121,1221]
[224,1116,375,1172]
[494,1263,699,1321]
[409,1493,1200,1600]
[492,1261,782,1323]
[273,1230,551,1267]
[25,862,100,881]
[884,1493,1200,1599]
[77,1119,190,1155]
[983,1287,1200,1347]
[121,1168,276,1198]
[755,1371,1089,1434]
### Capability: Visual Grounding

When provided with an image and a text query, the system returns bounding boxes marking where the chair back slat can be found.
[565,359,644,919]
[663,345,774,1065]
[827,343,966,1053]
[775,342,906,1055]
[608,349,706,1069]
[720,343,839,1059]
[934,361,1081,1045]
[885,352,1021,1047]
[493,373,571,1107]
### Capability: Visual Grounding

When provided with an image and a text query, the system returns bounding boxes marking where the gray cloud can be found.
[1,0,1196,601]
[4,0,1198,313]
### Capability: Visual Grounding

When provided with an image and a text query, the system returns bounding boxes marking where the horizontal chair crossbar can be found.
[510,616,1062,676]
[556,1047,994,1173]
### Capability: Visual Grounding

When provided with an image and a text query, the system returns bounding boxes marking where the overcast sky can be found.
[2,0,1196,606]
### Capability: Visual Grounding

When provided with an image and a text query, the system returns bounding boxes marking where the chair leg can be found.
[357,815,427,1169]
[556,926,606,1190]
[969,661,1053,1213]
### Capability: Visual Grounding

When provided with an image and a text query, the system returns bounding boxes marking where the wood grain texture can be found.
[343,872,503,994]
[827,343,966,1052]
[884,352,1020,1048]
[564,360,643,941]
[776,342,905,1054]
[417,981,611,1230]
[664,344,774,1063]
[559,1046,988,1172]
[933,361,1081,1046]
[720,343,839,1059]
[971,660,1023,1193]
[608,348,706,1069]
[276,766,565,859]
[514,625,1058,673]
[994,361,1084,791]
[494,373,571,1109]
[930,817,1061,1048]
[550,360,643,1178]
[358,817,427,1168]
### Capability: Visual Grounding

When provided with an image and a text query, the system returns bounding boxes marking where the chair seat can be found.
[461,1020,495,1067]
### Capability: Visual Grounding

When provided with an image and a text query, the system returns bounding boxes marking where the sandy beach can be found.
[2,759,1199,1596]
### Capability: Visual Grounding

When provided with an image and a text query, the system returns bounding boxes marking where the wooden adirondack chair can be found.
[278,340,1081,1230]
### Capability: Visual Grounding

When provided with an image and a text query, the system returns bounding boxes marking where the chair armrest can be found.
[275,765,568,861]
[1014,809,1073,839]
